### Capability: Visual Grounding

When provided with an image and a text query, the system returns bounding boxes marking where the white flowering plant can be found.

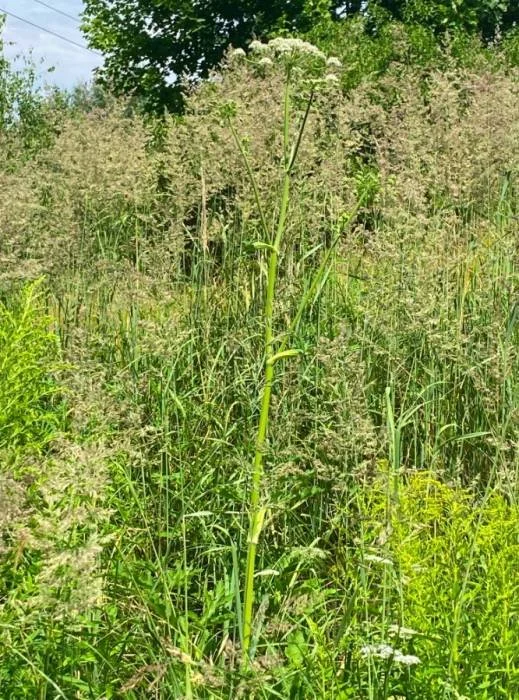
[361,643,421,666]
[221,34,348,670]
[242,37,343,89]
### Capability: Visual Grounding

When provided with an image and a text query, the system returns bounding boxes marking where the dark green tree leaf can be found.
[82,0,342,112]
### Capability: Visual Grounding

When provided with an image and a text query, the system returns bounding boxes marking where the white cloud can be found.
[1,0,103,88]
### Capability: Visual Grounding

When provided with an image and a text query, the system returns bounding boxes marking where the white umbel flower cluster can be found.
[361,644,395,660]
[324,73,340,85]
[230,47,246,60]
[247,37,341,84]
[249,37,326,61]
[268,37,326,60]
[249,40,269,53]
[258,57,273,68]
[396,654,421,666]
[361,644,421,666]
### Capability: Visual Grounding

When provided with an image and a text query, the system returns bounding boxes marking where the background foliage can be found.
[81,0,519,112]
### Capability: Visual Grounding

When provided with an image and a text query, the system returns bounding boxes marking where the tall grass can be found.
[0,39,518,699]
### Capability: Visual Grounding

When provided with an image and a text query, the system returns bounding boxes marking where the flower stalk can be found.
[228,49,342,666]
[228,69,313,663]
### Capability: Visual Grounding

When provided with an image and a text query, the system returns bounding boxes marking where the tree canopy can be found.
[81,1,343,112]
[373,0,519,41]
[82,1,519,113]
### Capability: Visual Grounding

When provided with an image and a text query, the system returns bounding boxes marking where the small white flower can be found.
[258,57,273,68]
[231,48,246,59]
[361,643,421,666]
[268,37,293,54]
[249,40,269,53]
[267,37,326,61]
[326,56,342,69]
[361,644,396,660]
[324,73,340,85]
[394,653,421,666]
[267,38,285,53]
[364,553,393,565]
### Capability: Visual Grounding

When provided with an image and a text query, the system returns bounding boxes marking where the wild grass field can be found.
[0,37,518,699]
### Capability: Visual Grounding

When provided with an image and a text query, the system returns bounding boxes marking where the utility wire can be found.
[0,6,102,56]
[29,0,80,23]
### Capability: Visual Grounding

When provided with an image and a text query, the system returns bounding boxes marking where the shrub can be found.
[0,282,61,450]
[359,470,519,698]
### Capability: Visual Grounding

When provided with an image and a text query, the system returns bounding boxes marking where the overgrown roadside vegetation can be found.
[0,24,518,700]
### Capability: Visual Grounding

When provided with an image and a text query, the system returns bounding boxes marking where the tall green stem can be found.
[242,165,291,662]
[241,77,292,663]
[229,71,319,664]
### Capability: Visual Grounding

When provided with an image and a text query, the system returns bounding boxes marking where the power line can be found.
[29,0,80,24]
[0,6,102,56]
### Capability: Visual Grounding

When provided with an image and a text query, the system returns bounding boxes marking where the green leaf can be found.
[253,241,278,252]
[267,349,302,365]
[286,630,306,668]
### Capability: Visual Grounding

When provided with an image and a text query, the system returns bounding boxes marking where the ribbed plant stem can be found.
[242,80,292,662]
[242,171,290,661]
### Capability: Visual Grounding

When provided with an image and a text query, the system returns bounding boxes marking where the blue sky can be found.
[1,0,103,88]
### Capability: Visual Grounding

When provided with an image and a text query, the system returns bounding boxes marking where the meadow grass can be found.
[0,40,518,699]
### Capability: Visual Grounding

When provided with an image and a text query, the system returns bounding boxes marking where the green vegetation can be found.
[0,18,518,700]
[0,282,62,449]
[81,0,519,113]
[370,0,519,39]
[81,0,344,112]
